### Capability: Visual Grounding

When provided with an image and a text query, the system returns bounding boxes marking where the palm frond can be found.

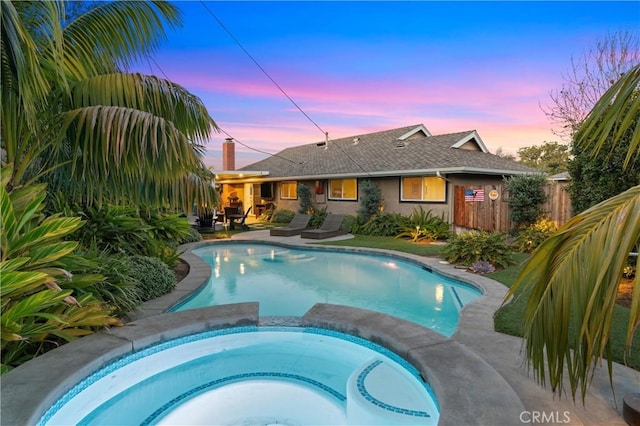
[507,185,640,401]
[1,1,53,129]
[62,0,181,77]
[576,64,640,169]
[68,73,216,141]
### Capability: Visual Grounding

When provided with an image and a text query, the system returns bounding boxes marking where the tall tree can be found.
[506,64,640,402]
[568,114,640,214]
[517,141,570,174]
[1,0,218,211]
[543,31,639,140]
[494,147,516,161]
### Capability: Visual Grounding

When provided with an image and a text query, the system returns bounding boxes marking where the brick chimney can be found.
[222,137,235,171]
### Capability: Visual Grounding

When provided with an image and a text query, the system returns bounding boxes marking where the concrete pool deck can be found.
[2,230,638,425]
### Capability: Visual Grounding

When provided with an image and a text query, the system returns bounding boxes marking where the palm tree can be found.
[506,64,639,401]
[1,0,218,211]
[0,0,219,372]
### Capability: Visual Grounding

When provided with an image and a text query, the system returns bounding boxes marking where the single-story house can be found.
[214,124,539,224]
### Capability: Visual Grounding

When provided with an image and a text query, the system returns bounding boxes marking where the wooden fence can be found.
[453,182,572,233]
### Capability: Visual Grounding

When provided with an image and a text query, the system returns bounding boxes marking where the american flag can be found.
[464,188,485,202]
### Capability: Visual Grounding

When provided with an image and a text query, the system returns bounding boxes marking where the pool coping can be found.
[2,233,638,425]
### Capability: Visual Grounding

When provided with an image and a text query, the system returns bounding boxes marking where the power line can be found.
[146,54,171,81]
[145,57,299,165]
[218,128,300,164]
[198,1,329,139]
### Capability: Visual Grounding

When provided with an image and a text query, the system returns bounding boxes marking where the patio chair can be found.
[300,214,347,239]
[270,213,311,237]
[236,206,252,231]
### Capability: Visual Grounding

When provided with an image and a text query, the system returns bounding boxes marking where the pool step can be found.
[263,252,316,263]
[346,359,437,425]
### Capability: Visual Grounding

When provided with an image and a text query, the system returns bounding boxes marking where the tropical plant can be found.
[309,206,328,229]
[513,217,558,253]
[396,207,450,242]
[0,166,120,373]
[1,0,218,212]
[443,231,512,269]
[504,174,548,229]
[505,63,640,401]
[74,204,152,254]
[357,180,382,222]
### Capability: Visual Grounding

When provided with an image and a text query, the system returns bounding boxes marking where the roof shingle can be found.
[239,124,538,178]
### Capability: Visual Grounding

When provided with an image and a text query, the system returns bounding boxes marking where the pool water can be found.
[40,327,440,425]
[175,243,481,337]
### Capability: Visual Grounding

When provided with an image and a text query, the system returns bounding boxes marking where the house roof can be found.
[234,124,538,181]
[548,171,570,181]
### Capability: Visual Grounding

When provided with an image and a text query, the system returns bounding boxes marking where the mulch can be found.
[617,278,635,309]
[173,259,190,283]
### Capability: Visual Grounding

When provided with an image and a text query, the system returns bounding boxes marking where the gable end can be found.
[397,124,432,141]
[450,130,488,153]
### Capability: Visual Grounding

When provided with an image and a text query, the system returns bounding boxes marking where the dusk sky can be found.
[136,1,639,170]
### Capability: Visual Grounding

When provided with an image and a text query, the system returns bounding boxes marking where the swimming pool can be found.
[40,326,439,425]
[174,243,482,337]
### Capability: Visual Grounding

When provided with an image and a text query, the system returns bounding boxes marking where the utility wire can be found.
[218,127,300,164]
[199,1,329,139]
[154,3,371,173]
[146,54,171,81]
[145,57,299,165]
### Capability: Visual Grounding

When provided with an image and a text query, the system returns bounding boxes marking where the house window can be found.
[280,181,297,199]
[401,176,446,202]
[329,179,357,200]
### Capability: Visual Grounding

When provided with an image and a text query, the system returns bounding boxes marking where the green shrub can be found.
[125,255,176,302]
[504,175,548,229]
[341,214,359,232]
[270,209,295,224]
[360,213,411,237]
[357,180,382,222]
[513,218,558,253]
[309,206,328,228]
[297,184,313,214]
[443,230,512,269]
[179,226,202,244]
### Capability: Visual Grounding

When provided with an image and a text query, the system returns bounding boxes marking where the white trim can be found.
[397,124,432,140]
[217,167,540,184]
[450,130,489,153]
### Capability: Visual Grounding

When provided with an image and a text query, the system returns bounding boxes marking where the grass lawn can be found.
[317,234,446,257]
[490,255,640,371]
